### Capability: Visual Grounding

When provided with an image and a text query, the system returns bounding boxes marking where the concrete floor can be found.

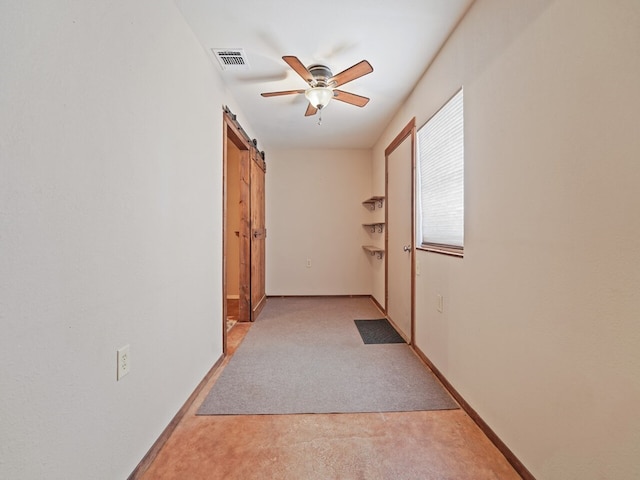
[140,321,521,480]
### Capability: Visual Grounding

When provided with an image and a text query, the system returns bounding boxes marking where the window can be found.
[416,88,464,256]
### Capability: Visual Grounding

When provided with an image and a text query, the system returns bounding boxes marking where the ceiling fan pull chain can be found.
[318,109,322,126]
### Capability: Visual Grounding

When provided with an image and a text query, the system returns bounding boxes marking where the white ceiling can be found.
[175,0,474,149]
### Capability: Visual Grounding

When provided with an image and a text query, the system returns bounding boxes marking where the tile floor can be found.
[139,321,521,480]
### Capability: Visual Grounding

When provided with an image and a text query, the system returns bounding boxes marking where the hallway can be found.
[138,310,521,479]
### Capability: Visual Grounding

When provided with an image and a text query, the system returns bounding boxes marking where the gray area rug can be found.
[198,297,458,415]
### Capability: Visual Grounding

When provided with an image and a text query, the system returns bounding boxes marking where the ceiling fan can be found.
[261,56,373,119]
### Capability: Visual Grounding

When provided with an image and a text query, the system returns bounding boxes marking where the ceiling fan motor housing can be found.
[308,64,334,87]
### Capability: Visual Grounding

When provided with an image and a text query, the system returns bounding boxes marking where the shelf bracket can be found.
[362,196,385,211]
[362,245,384,259]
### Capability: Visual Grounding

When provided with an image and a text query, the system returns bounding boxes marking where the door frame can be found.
[384,118,416,344]
[222,109,253,354]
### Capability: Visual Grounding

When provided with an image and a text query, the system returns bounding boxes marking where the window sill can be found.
[417,244,464,258]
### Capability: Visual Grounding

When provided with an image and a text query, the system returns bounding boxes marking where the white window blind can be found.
[417,89,464,248]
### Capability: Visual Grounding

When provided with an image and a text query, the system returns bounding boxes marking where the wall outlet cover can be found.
[117,345,130,380]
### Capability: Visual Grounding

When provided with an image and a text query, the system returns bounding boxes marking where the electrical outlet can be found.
[306,258,311,268]
[437,294,444,313]
[117,345,130,380]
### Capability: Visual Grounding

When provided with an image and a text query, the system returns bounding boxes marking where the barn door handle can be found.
[252,229,266,239]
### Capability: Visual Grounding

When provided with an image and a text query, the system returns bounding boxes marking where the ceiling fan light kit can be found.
[305,87,333,110]
[261,56,373,123]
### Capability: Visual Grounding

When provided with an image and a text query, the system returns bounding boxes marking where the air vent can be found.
[212,48,250,70]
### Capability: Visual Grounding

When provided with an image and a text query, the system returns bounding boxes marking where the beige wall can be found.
[0,1,255,477]
[266,148,373,295]
[372,1,640,478]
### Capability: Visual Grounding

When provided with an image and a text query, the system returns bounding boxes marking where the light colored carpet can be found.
[198,297,458,415]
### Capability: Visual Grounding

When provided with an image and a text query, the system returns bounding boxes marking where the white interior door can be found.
[386,133,413,342]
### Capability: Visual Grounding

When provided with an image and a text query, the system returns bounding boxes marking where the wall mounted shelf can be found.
[362,196,385,210]
[362,196,384,258]
[363,223,385,233]
[362,245,384,259]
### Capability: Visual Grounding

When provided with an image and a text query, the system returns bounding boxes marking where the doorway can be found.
[385,118,416,343]
[222,109,266,353]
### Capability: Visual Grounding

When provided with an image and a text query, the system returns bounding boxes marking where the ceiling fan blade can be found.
[329,60,373,87]
[305,103,318,116]
[333,90,370,107]
[260,89,305,97]
[282,56,314,85]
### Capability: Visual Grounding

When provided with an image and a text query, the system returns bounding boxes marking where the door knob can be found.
[403,245,411,252]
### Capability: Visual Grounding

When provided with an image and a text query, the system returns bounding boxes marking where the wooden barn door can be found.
[250,148,266,320]
[238,147,251,323]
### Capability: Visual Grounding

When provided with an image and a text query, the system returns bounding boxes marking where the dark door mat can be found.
[354,318,406,344]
